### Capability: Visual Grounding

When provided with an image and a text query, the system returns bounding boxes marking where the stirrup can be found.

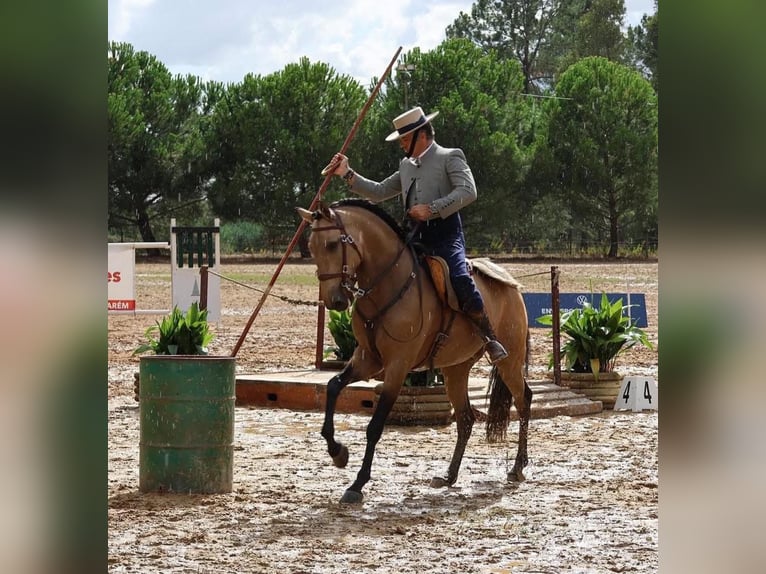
[484,340,508,364]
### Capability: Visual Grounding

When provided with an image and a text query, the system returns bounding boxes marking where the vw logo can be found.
[576,295,588,305]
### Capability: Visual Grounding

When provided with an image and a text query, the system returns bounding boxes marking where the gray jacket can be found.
[349,142,477,219]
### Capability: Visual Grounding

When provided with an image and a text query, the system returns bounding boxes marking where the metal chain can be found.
[207,267,548,308]
[206,269,318,307]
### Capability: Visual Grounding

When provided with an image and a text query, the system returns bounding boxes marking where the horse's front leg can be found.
[340,366,408,504]
[320,368,354,468]
[321,354,381,469]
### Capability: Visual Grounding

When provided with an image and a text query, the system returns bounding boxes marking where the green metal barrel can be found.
[139,356,235,493]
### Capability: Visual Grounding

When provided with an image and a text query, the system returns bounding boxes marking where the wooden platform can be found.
[236,369,602,421]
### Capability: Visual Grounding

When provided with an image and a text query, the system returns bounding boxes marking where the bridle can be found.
[311,209,365,299]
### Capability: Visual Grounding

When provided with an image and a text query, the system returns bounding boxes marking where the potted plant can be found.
[537,292,654,407]
[323,308,357,367]
[378,367,450,426]
[133,302,235,494]
[134,301,214,356]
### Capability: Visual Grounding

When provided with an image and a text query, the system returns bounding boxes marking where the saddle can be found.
[422,255,518,311]
[423,255,463,311]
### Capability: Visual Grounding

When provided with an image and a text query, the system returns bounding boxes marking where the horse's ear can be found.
[296,207,314,223]
[317,202,334,221]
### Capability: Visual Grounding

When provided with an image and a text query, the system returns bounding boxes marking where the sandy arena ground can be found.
[109,259,658,573]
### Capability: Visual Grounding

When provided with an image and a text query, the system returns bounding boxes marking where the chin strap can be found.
[405,127,421,158]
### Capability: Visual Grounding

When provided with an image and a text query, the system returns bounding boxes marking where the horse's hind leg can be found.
[430,361,475,488]
[495,360,532,482]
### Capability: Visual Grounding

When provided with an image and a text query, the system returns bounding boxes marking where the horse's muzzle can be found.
[326,293,350,311]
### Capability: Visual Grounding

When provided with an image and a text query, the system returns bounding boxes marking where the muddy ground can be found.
[108,259,658,573]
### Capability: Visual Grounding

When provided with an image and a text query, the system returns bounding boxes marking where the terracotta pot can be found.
[374,383,453,426]
[552,371,624,409]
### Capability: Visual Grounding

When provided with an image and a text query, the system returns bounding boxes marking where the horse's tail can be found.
[485,330,531,443]
[485,366,513,443]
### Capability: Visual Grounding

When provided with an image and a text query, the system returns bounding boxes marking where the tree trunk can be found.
[136,205,163,257]
[608,186,619,258]
[136,207,156,243]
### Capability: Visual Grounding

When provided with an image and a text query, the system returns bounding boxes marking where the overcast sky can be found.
[108,0,655,86]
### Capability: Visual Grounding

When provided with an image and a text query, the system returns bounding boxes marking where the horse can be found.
[297,199,532,504]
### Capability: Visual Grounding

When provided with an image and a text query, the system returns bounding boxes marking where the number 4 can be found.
[643,381,652,403]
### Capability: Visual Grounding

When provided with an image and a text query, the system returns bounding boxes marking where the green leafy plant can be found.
[133,302,214,355]
[537,292,653,374]
[324,308,357,361]
[403,369,444,387]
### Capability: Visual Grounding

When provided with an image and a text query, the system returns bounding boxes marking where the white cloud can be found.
[108,0,156,40]
[625,0,655,28]
[108,0,656,85]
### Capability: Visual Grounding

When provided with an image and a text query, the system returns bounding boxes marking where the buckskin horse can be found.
[297,199,531,504]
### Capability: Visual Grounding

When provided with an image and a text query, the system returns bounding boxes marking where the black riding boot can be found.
[467,310,508,364]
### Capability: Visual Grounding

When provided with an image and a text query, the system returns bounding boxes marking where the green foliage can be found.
[108,3,659,256]
[446,0,561,93]
[219,221,264,254]
[133,302,214,355]
[108,41,220,242]
[324,309,357,361]
[572,0,626,62]
[403,369,444,387]
[536,292,653,373]
[626,2,658,92]
[545,56,658,257]
[207,58,367,231]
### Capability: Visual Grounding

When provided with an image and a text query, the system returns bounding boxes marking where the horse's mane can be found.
[329,198,407,242]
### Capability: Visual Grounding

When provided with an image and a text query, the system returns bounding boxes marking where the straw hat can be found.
[384,106,439,141]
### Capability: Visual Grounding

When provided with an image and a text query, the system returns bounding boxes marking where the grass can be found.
[137,269,318,287]
[222,272,318,286]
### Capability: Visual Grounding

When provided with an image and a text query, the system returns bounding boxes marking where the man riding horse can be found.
[327,106,508,364]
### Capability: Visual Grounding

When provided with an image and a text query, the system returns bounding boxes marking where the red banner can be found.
[108,300,136,311]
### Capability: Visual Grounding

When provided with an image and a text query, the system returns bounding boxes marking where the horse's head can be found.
[297,203,361,311]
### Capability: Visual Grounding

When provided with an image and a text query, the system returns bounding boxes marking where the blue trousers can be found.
[411,213,484,313]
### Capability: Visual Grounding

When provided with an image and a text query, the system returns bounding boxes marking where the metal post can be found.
[315,301,326,369]
[396,63,415,109]
[551,266,561,386]
[199,265,208,311]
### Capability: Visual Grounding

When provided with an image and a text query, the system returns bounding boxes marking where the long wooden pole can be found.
[230,46,403,357]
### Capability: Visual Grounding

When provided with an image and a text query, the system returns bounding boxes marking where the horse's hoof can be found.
[340,489,363,504]
[430,476,450,488]
[507,468,526,483]
[332,445,349,468]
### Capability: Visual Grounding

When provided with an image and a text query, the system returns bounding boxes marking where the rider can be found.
[327,106,508,364]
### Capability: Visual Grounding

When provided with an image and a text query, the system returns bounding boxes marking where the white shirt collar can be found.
[409,141,434,166]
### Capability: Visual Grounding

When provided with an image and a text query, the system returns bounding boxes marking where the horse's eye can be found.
[325,240,339,252]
